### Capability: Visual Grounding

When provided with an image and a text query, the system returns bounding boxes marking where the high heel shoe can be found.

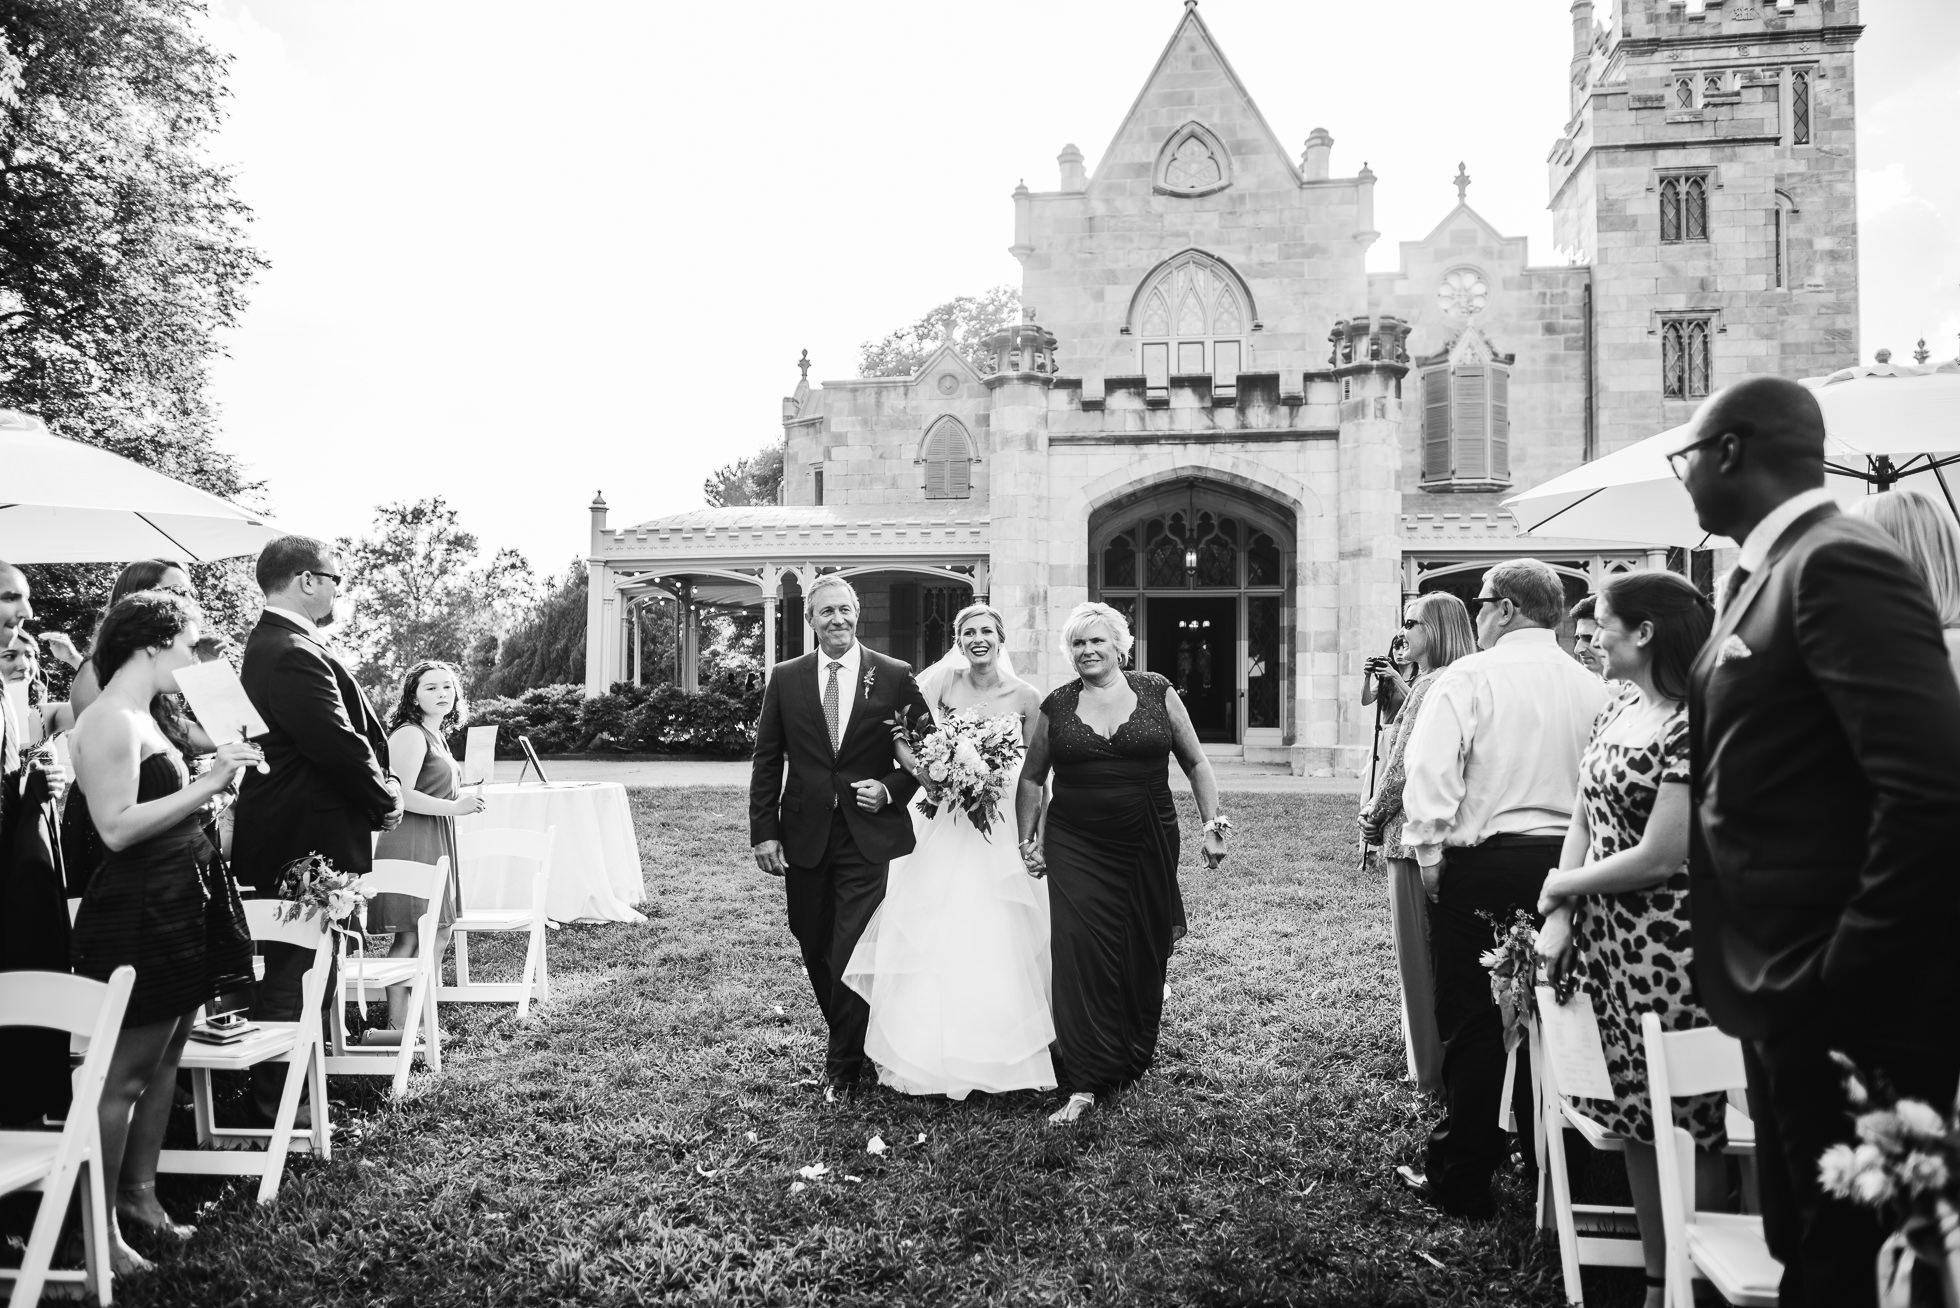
[1047,1092,1096,1126]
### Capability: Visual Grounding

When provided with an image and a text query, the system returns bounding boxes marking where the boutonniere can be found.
[1714,634,1752,667]
[861,665,877,702]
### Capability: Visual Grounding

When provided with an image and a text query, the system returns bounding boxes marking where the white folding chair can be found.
[327,858,448,1096]
[443,827,555,1019]
[162,901,334,1203]
[0,967,132,1308]
[1532,1014,1645,1305]
[1643,1012,1781,1308]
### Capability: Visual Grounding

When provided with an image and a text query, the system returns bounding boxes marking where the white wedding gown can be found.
[843,714,1057,1099]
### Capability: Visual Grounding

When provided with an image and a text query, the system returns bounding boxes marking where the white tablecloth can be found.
[459,782,645,924]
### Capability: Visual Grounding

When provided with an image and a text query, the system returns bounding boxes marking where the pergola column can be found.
[759,565,781,679]
[630,600,643,685]
[681,583,701,693]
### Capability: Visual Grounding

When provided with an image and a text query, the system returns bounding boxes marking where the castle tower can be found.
[1550,0,1862,454]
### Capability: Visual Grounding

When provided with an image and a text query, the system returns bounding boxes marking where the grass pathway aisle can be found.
[133,788,1627,1307]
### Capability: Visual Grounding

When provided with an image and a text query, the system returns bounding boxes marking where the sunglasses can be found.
[305,570,344,587]
[1400,618,1422,630]
[1467,594,1509,615]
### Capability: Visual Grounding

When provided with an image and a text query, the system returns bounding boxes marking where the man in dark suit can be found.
[1677,376,1960,1307]
[750,575,930,1090]
[233,537,402,1123]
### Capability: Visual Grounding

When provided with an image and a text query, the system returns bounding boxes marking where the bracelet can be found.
[1201,815,1233,837]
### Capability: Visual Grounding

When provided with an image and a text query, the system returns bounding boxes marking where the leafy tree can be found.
[336,498,535,703]
[857,286,1020,379]
[702,442,784,508]
[0,0,265,493]
[0,2,266,660]
[479,560,595,698]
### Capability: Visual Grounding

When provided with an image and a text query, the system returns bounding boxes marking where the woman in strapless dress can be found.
[71,590,262,1272]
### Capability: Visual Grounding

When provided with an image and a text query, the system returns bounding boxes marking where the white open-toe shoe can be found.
[1047,1092,1096,1126]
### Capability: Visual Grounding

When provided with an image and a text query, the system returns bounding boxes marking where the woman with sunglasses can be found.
[1358,591,1476,1091]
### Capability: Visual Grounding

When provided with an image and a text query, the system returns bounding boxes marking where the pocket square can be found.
[1714,634,1752,666]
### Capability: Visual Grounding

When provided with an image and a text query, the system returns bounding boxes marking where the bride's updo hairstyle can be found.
[951,602,1008,647]
[1058,601,1134,666]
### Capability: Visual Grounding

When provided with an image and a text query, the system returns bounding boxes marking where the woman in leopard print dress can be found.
[1536,571,1726,1308]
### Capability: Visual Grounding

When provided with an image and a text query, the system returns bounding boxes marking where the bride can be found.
[842,602,1056,1099]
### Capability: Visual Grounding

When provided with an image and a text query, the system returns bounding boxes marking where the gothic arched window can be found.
[1129,250,1252,399]
[1152,122,1232,198]
[1675,77,1695,109]
[1659,174,1710,243]
[918,416,974,500]
[1791,69,1812,144]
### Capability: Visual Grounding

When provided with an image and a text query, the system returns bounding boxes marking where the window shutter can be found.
[1490,368,1511,481]
[1423,368,1452,480]
[922,418,973,500]
[1453,366,1489,479]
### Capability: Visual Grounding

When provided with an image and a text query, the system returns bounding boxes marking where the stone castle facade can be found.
[585,0,1862,775]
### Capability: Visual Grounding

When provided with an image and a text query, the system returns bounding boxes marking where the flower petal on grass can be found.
[797,1163,830,1180]
[867,1135,888,1155]
[788,1181,807,1195]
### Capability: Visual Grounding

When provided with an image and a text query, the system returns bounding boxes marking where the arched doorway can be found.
[1089,480,1295,747]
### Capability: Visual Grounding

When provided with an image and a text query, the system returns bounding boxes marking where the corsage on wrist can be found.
[1201,815,1233,838]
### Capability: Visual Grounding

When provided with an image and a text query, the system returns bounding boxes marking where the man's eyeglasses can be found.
[305,570,344,587]
[1666,431,1727,481]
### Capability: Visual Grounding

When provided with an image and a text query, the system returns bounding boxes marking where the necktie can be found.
[823,662,842,754]
[1721,566,1752,615]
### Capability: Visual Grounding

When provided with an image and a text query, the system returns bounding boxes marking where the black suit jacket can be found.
[232,612,398,893]
[1689,504,1960,1042]
[749,646,930,868]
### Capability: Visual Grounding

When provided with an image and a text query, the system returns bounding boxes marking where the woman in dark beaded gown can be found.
[1017,601,1229,1125]
[70,590,263,1272]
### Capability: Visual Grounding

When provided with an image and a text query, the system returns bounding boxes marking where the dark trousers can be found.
[785,810,888,1078]
[1745,1023,1960,1308]
[251,941,334,1120]
[1424,835,1559,1211]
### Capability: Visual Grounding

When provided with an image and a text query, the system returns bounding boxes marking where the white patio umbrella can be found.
[0,410,291,563]
[1503,361,1960,548]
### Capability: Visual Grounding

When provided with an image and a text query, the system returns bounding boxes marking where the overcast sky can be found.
[198,0,1958,578]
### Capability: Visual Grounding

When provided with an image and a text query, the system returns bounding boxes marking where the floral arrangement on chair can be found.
[1480,909,1541,1048]
[888,706,1024,838]
[272,852,372,928]
[1819,1053,1960,1308]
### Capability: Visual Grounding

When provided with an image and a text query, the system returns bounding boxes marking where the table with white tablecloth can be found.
[458,782,645,923]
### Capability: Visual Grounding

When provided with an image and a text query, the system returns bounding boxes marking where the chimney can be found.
[1300,127,1333,181]
[1057,143,1086,191]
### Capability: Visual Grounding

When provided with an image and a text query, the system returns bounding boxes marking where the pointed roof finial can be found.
[1185,0,1198,8]
[1453,162,1472,203]
[796,348,811,381]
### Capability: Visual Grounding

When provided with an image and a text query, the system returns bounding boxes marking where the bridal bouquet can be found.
[1819,1053,1960,1307]
[889,706,1023,837]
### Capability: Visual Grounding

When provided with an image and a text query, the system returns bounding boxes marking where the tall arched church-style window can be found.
[918,416,974,500]
[1152,122,1232,198]
[1790,68,1812,144]
[1129,250,1253,400]
[1659,173,1710,243]
[1417,327,1513,491]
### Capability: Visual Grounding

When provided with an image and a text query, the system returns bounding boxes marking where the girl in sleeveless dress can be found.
[366,660,484,1042]
[71,590,263,1272]
[842,603,1056,1099]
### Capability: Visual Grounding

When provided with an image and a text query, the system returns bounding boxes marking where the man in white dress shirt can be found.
[1393,558,1610,1217]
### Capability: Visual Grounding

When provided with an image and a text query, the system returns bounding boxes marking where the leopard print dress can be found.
[1570,691,1727,1148]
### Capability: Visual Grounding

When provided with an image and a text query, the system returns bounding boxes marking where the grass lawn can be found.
[112,788,1648,1307]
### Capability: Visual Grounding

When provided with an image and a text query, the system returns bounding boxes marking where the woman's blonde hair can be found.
[1058,601,1134,663]
[1407,592,1476,670]
[1853,489,1960,627]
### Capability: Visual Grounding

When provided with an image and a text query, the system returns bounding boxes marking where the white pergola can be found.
[584,498,990,693]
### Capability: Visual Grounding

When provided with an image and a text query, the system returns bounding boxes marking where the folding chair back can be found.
[448,826,556,1018]
[326,859,449,1096]
[243,899,332,951]
[0,966,134,1308]
[1642,1012,1780,1308]
[1531,1009,1642,1306]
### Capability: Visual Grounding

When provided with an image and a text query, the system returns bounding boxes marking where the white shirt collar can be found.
[818,642,862,675]
[1494,628,1558,648]
[1737,487,1837,573]
[263,604,319,637]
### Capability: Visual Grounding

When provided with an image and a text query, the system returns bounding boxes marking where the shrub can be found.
[459,681,762,758]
